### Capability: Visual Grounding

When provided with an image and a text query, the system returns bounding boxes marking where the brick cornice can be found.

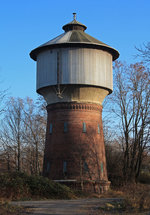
[47,102,102,112]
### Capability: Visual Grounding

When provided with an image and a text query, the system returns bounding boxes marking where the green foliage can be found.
[0,172,75,200]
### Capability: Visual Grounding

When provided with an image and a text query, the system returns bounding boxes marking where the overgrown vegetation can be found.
[138,172,150,185]
[0,172,150,214]
[0,202,27,215]
[98,183,150,214]
[0,172,75,201]
[120,183,150,212]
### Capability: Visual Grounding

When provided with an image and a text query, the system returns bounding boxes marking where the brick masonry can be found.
[43,102,110,192]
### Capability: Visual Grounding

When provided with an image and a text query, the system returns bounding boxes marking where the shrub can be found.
[138,172,150,184]
[0,172,75,201]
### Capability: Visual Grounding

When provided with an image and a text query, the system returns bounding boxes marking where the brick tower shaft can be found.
[42,86,110,192]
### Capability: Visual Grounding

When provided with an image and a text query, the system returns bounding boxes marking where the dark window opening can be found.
[46,162,50,173]
[82,122,86,133]
[101,162,103,174]
[63,161,67,176]
[98,124,100,134]
[64,122,68,133]
[49,123,52,134]
[84,161,89,172]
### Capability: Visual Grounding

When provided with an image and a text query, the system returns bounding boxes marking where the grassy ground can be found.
[0,172,150,214]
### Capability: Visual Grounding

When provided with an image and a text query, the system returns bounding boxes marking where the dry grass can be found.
[0,202,28,215]
[97,183,150,214]
[119,183,150,211]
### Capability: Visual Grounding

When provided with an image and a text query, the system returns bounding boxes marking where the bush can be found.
[138,172,150,184]
[0,172,75,201]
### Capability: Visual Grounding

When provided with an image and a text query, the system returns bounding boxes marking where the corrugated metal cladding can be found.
[37,47,113,91]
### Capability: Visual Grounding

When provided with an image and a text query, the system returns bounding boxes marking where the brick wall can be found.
[43,102,110,192]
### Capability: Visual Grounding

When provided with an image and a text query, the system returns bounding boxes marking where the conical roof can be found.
[30,14,119,61]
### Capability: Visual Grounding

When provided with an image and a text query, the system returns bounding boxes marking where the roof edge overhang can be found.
[30,43,119,61]
[62,23,87,32]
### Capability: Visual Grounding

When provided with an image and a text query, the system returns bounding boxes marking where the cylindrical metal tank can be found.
[36,48,113,91]
[30,14,119,193]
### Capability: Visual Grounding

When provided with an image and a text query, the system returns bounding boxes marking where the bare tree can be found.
[0,96,46,174]
[23,97,46,175]
[105,138,124,186]
[109,61,150,182]
[136,42,150,64]
[0,89,6,115]
[0,97,24,171]
[0,129,15,171]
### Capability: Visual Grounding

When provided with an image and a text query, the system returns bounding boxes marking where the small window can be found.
[63,161,67,175]
[47,162,50,172]
[101,162,103,173]
[49,123,52,134]
[84,161,89,172]
[64,122,68,133]
[98,124,100,134]
[82,122,86,133]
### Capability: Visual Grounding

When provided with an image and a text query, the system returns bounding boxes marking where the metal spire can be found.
[73,13,77,21]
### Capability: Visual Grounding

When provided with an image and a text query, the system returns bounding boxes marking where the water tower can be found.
[30,14,119,192]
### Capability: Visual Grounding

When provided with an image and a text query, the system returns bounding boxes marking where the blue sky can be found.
[0,0,150,100]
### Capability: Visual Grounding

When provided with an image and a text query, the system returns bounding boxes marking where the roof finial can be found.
[73,13,77,21]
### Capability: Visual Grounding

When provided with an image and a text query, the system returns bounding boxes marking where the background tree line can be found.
[104,44,150,185]
[0,44,149,185]
[0,96,46,175]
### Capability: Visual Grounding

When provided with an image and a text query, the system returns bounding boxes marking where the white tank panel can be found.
[36,48,113,91]
[37,50,57,89]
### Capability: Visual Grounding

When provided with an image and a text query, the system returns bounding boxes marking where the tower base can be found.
[54,179,111,193]
[43,102,110,193]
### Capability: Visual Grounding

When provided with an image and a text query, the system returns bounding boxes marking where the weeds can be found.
[119,183,150,211]
[0,202,27,215]
[98,183,150,214]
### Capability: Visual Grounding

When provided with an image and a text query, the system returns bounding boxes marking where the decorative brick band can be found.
[47,102,102,112]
